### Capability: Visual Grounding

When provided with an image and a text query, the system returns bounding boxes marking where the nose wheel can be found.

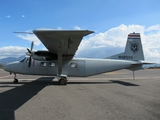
[13,73,18,83]
[14,78,18,83]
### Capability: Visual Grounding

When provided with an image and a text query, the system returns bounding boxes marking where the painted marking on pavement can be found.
[0,75,14,79]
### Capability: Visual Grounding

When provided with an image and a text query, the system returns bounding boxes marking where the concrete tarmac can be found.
[0,69,160,120]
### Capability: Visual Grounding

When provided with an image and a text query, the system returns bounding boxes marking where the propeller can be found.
[28,55,32,68]
[26,41,34,68]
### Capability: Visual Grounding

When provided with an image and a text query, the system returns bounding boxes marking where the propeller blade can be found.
[27,48,31,54]
[26,41,34,56]
[27,41,34,68]
[28,57,32,68]
[31,41,34,51]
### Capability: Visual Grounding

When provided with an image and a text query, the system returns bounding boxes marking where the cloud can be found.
[145,24,160,32]
[75,24,160,63]
[5,15,11,18]
[22,15,26,19]
[57,27,62,30]
[16,34,41,46]
[22,15,25,18]
[73,26,82,30]
[0,46,26,59]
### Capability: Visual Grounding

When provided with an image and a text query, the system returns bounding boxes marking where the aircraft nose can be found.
[3,63,13,72]
[3,61,22,74]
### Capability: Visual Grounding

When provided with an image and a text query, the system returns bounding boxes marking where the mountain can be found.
[0,56,25,65]
[143,64,160,69]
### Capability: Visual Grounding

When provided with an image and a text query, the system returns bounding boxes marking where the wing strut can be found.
[57,40,63,76]
[58,52,62,75]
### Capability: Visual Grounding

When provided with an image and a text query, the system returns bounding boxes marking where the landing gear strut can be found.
[132,71,135,80]
[14,74,18,83]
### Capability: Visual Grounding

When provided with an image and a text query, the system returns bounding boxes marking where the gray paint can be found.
[3,58,142,77]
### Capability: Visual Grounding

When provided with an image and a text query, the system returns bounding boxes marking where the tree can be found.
[0,64,4,69]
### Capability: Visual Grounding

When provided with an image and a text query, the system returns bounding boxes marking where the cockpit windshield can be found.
[20,57,30,62]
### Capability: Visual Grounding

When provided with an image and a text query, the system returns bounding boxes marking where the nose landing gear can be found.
[13,74,18,83]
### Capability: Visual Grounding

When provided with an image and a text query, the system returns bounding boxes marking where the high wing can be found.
[33,30,94,57]
[33,29,94,76]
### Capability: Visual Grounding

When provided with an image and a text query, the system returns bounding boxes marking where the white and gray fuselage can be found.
[4,57,141,77]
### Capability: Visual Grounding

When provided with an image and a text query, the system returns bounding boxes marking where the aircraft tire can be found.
[14,79,18,83]
[59,78,67,85]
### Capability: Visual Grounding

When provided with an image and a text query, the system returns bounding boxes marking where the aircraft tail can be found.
[107,32,144,61]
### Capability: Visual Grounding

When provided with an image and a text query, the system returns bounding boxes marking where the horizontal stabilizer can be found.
[127,61,154,71]
[131,61,154,65]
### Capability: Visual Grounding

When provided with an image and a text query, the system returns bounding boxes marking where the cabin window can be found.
[49,62,55,67]
[70,62,78,68]
[41,62,47,67]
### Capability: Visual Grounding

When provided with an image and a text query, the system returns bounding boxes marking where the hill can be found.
[0,56,25,66]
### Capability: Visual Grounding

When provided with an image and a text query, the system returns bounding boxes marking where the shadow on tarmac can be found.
[50,80,139,86]
[109,80,140,86]
[0,77,54,120]
[0,78,139,119]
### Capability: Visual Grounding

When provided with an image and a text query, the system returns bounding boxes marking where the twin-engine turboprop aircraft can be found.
[4,30,149,85]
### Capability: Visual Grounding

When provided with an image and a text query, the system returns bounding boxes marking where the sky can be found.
[0,0,160,63]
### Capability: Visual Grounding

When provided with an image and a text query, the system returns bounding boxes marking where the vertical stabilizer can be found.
[107,33,144,61]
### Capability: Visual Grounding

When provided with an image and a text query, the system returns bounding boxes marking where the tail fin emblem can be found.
[131,43,139,52]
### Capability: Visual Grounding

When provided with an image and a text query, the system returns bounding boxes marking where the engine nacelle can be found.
[32,51,58,61]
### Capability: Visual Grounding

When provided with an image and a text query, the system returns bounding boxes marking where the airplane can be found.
[3,30,149,85]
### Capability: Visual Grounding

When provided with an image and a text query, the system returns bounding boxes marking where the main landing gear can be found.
[13,73,18,83]
[58,76,68,85]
